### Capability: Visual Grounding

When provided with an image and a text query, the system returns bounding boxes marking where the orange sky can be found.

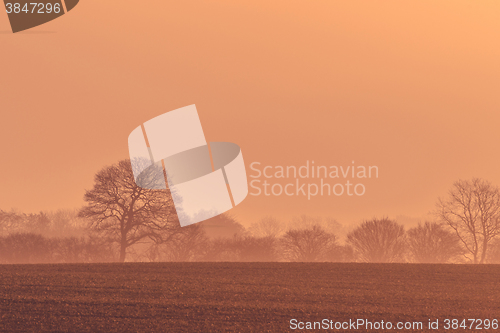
[1,0,499,227]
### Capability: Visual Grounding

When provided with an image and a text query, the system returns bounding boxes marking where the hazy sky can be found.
[1,0,499,227]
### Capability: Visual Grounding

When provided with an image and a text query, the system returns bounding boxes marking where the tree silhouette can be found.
[0,233,53,264]
[281,225,336,262]
[407,222,463,263]
[0,210,23,235]
[248,216,284,238]
[78,159,181,262]
[437,178,500,264]
[236,235,280,262]
[199,213,245,239]
[347,218,406,263]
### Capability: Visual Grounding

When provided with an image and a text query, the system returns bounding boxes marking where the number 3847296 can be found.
[5,3,61,14]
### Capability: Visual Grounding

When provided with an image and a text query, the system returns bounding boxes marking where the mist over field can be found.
[2,176,500,265]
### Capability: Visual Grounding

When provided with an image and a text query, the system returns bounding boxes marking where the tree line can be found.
[2,213,500,264]
[1,160,500,264]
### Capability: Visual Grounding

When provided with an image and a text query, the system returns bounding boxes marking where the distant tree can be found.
[324,244,356,262]
[24,212,51,235]
[0,233,115,264]
[202,238,241,262]
[199,213,245,239]
[194,235,279,262]
[347,218,406,263]
[194,234,280,262]
[147,224,208,262]
[44,209,88,237]
[0,233,53,264]
[407,222,464,263]
[78,159,181,262]
[289,215,345,236]
[0,210,24,235]
[0,209,87,237]
[237,236,280,262]
[437,178,500,264]
[248,216,284,238]
[281,225,337,262]
[52,235,115,263]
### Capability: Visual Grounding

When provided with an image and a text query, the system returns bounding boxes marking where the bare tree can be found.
[0,233,53,264]
[248,216,284,238]
[0,233,114,264]
[407,222,464,263]
[202,238,241,262]
[0,210,24,235]
[78,159,181,262]
[347,218,406,263]
[0,209,87,237]
[323,244,356,262]
[235,235,280,262]
[52,235,115,263]
[44,209,88,237]
[24,212,51,235]
[281,224,337,262]
[437,178,500,264]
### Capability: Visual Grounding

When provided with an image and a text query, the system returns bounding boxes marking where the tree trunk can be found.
[119,235,127,262]
[119,245,126,262]
[480,240,488,264]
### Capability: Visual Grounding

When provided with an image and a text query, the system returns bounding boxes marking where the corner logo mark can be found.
[128,105,249,227]
[3,0,79,33]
